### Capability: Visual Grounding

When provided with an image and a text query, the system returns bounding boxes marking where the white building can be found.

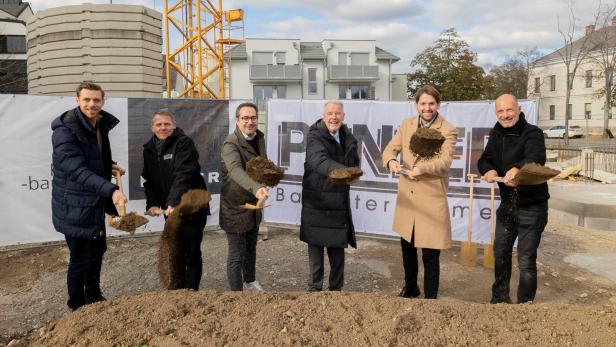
[226,38,400,111]
[529,23,616,135]
[0,0,32,93]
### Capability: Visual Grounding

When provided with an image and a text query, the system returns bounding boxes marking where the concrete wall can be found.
[27,4,163,97]
[391,73,408,101]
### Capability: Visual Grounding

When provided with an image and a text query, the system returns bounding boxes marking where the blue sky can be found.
[30,0,606,73]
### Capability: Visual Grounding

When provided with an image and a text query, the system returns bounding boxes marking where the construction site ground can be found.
[1,217,616,346]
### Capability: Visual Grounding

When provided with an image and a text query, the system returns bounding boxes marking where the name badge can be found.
[163,154,173,160]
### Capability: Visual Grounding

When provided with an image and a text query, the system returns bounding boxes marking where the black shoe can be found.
[398,286,421,298]
[490,296,512,304]
[85,294,107,304]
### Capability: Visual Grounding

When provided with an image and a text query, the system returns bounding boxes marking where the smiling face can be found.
[415,93,439,123]
[323,102,345,133]
[76,88,104,123]
[151,114,177,140]
[236,105,258,136]
[495,94,521,128]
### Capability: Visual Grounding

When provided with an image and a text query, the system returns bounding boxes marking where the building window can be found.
[550,75,556,91]
[586,70,593,88]
[350,52,369,65]
[338,52,347,65]
[252,52,272,65]
[534,77,540,93]
[253,85,286,111]
[568,72,574,90]
[549,105,555,120]
[308,68,317,94]
[566,104,572,120]
[585,103,592,119]
[0,35,26,54]
[275,52,286,65]
[339,84,369,99]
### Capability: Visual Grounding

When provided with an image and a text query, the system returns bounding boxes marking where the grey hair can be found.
[323,100,344,111]
[152,109,177,125]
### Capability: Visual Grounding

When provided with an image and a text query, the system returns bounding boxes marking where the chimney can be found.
[586,24,595,35]
[612,16,616,26]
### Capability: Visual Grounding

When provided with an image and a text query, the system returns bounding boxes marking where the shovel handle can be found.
[490,182,495,243]
[114,171,126,217]
[467,174,477,242]
[481,175,504,183]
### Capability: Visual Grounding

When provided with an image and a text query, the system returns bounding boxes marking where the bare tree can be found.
[556,0,599,143]
[587,2,616,138]
[518,47,544,98]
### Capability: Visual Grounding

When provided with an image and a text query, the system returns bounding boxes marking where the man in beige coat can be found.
[382,85,458,299]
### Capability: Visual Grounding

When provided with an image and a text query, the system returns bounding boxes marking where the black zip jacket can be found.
[477,113,549,206]
[142,128,210,214]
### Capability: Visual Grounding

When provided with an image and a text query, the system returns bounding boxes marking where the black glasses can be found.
[239,116,258,122]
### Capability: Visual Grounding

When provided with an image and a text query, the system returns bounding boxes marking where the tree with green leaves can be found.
[407,28,485,101]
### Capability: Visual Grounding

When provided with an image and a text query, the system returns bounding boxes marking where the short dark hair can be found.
[235,102,258,118]
[414,85,440,104]
[76,82,105,98]
[152,109,176,125]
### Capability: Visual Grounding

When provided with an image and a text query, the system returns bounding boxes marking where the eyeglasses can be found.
[239,116,258,122]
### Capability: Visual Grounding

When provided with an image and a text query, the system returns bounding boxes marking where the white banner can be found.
[264,99,538,244]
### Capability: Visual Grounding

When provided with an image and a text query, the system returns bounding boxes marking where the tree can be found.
[587,2,616,138]
[484,47,543,100]
[407,28,485,101]
[556,0,598,143]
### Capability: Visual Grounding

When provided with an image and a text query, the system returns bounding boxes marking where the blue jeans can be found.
[492,201,548,304]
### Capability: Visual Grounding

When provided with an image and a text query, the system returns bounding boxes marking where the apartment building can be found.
[0,0,32,94]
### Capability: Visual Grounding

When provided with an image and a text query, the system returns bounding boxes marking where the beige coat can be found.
[382,115,458,249]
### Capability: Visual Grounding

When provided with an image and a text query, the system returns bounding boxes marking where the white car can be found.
[543,125,584,139]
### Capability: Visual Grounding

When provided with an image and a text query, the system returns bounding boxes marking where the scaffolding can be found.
[164,1,244,99]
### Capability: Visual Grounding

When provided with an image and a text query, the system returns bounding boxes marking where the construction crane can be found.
[164,0,244,99]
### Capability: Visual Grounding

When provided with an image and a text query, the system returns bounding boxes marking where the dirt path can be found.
[1,220,616,346]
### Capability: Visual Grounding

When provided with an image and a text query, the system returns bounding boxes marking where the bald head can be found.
[495,94,521,128]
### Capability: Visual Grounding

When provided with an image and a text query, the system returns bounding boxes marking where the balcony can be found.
[249,65,301,81]
[327,65,379,81]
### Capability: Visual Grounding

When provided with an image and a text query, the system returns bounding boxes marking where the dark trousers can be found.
[401,232,441,299]
[175,213,207,290]
[64,234,107,310]
[492,202,548,304]
[307,244,345,291]
[225,228,258,291]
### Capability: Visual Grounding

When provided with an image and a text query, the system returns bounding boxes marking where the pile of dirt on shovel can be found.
[15,291,616,346]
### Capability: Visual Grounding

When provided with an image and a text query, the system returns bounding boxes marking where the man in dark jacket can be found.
[220,102,269,291]
[142,109,210,290]
[51,82,127,311]
[478,94,549,304]
[300,100,360,291]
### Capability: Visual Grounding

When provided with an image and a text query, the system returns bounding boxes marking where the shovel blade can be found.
[459,241,478,267]
[483,243,495,269]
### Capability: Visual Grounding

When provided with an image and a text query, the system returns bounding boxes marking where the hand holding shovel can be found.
[240,157,284,210]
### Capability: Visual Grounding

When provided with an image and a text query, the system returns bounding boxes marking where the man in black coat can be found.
[142,109,210,290]
[51,82,127,311]
[300,101,359,291]
[478,94,549,304]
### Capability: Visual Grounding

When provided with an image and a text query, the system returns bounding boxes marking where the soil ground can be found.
[1,219,616,346]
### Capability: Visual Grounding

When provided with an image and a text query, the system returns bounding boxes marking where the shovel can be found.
[483,182,495,269]
[460,173,478,267]
[240,196,269,210]
[108,171,148,234]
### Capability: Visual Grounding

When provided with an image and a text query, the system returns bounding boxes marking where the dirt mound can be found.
[21,291,616,346]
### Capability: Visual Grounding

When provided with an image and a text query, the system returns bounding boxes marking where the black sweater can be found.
[477,113,549,206]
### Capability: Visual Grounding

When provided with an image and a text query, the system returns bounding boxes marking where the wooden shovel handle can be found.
[114,171,126,217]
[467,173,477,242]
[490,182,495,243]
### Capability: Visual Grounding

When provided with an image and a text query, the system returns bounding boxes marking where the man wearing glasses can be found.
[220,102,269,291]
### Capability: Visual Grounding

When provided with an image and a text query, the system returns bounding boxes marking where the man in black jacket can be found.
[142,109,210,290]
[300,101,359,291]
[478,94,549,304]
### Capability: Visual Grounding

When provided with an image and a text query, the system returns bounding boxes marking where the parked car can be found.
[543,125,584,139]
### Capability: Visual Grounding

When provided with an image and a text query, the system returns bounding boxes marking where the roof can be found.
[0,1,30,18]
[300,42,325,60]
[226,43,247,60]
[375,46,400,62]
[537,25,616,64]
